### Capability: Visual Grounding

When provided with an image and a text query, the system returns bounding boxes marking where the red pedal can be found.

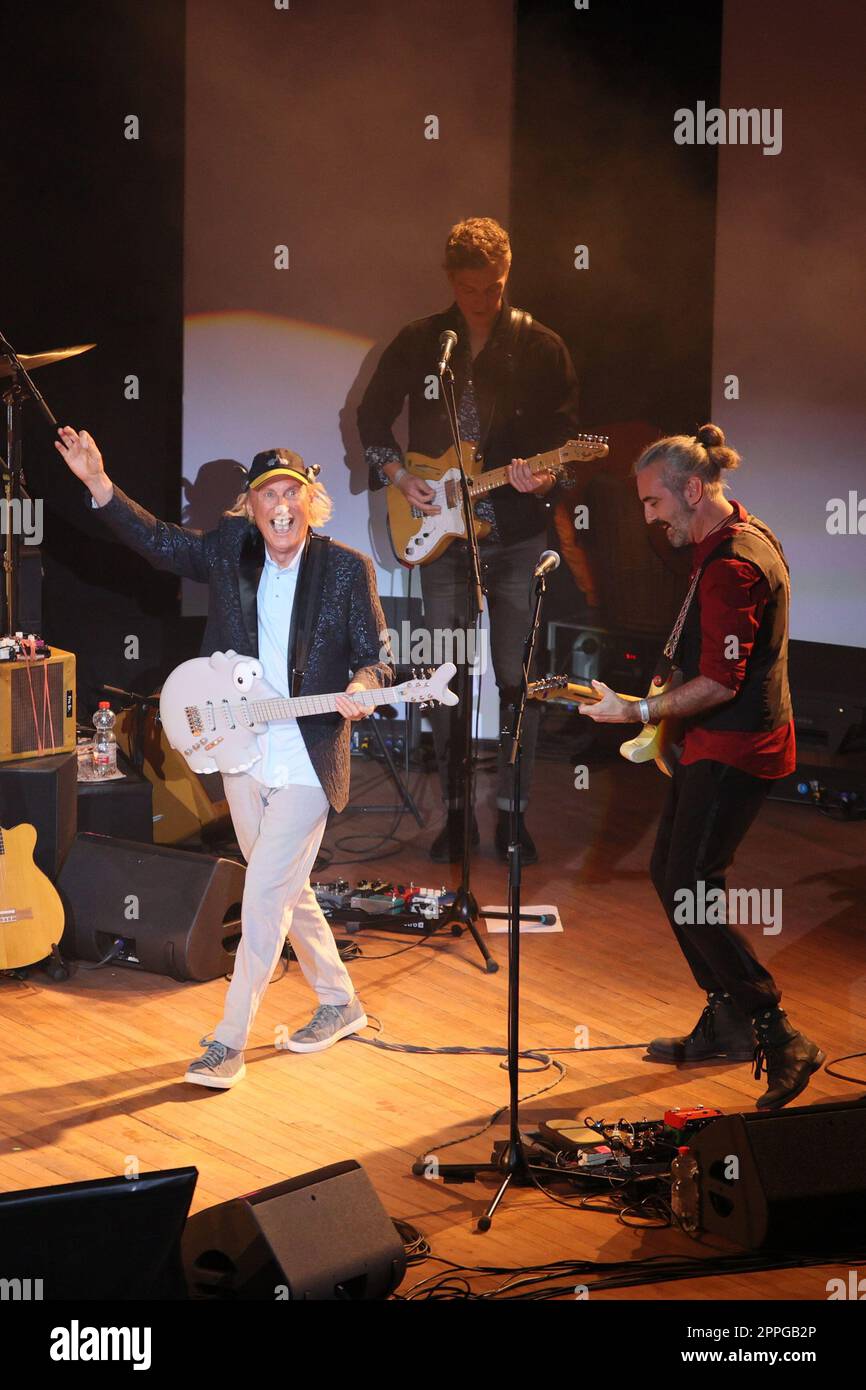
[664,1105,722,1129]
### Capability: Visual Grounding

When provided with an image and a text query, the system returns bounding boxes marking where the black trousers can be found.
[650,758,782,1016]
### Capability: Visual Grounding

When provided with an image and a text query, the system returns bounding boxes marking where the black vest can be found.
[675,517,793,733]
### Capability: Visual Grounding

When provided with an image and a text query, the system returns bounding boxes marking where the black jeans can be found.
[650,758,782,1016]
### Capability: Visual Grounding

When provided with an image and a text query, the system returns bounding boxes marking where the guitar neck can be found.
[247,686,392,723]
[536,681,640,705]
[468,447,564,497]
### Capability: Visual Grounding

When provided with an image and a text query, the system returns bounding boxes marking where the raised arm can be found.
[55,425,215,584]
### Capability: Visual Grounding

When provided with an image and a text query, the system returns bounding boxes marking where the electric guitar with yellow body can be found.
[529,670,684,776]
[0,823,66,969]
[387,434,609,567]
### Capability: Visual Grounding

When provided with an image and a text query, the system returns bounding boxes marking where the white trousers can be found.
[213,774,355,1051]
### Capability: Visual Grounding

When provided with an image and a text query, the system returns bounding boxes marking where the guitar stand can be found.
[2,943,71,984]
[351,705,424,827]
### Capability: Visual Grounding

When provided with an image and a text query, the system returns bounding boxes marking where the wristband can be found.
[392,466,408,486]
[638,698,651,723]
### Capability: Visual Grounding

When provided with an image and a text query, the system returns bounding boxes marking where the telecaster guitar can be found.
[529,672,684,777]
[0,823,65,970]
[160,651,458,776]
[388,434,609,567]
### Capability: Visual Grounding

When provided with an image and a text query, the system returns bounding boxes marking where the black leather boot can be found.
[753,1007,825,1109]
[429,809,479,864]
[646,991,756,1064]
[494,811,538,865]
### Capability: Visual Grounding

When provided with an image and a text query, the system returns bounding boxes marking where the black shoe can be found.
[429,810,479,864]
[753,1007,825,1109]
[494,811,538,865]
[646,991,756,1064]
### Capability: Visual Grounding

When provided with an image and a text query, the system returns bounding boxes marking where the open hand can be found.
[55,426,105,483]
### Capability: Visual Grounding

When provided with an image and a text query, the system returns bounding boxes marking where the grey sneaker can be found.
[282,998,368,1054]
[184,1036,246,1089]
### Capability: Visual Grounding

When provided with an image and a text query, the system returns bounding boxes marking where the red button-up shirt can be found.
[679,499,796,779]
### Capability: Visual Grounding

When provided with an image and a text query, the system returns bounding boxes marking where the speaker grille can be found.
[11,661,67,753]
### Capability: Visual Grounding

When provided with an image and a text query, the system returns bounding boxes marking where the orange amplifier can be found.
[0,647,77,761]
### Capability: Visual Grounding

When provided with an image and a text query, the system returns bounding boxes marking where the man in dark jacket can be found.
[56,425,392,1089]
[358,217,580,863]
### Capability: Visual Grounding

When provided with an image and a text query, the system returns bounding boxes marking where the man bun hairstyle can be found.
[694,422,726,451]
[634,422,741,498]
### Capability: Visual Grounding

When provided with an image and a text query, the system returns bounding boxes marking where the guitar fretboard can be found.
[468,448,564,497]
[243,687,395,723]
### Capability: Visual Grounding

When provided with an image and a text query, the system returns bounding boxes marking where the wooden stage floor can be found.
[2,749,864,1302]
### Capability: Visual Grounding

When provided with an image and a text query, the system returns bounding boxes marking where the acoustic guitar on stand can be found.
[529,670,684,777]
[387,434,609,567]
[0,823,66,970]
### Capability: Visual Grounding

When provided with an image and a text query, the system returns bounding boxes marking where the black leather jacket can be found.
[94,485,392,811]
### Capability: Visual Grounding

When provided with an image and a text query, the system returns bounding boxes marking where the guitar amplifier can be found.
[0,648,76,761]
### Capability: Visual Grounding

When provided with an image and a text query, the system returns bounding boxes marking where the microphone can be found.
[532,549,561,580]
[437,329,458,376]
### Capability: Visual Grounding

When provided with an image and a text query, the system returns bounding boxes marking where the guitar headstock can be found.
[527,674,570,701]
[394,662,459,709]
[559,433,610,466]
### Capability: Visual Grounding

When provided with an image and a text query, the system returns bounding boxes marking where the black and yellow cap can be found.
[245,449,319,491]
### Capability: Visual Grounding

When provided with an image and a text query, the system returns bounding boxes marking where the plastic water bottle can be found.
[92,701,117,777]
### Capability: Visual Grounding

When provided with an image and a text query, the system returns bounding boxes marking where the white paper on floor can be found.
[481,904,563,934]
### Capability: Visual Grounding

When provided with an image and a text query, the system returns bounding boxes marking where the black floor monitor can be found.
[0,1166,198,1300]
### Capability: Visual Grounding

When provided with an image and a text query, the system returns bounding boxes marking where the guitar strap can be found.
[506,306,533,351]
[477,306,533,457]
[288,531,331,697]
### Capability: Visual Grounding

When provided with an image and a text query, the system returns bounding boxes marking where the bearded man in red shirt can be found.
[581,423,824,1110]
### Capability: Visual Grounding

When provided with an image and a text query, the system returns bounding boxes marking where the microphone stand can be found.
[424,560,561,1225]
[435,354,497,974]
[0,327,58,635]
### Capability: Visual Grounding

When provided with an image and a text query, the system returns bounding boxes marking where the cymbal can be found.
[0,342,96,380]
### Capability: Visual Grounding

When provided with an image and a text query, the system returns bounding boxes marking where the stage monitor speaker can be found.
[0,1167,197,1299]
[56,832,244,981]
[0,647,76,760]
[674,1097,866,1250]
[183,1160,407,1300]
[0,750,77,879]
